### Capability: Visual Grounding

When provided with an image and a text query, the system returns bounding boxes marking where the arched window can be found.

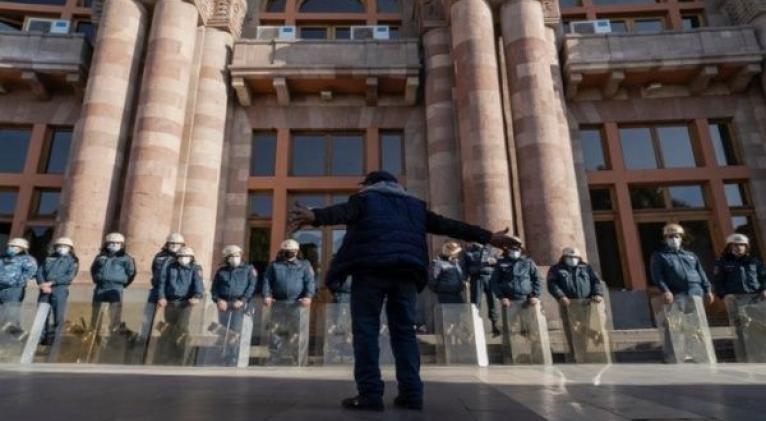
[299,0,365,13]
[376,0,399,13]
[265,0,287,12]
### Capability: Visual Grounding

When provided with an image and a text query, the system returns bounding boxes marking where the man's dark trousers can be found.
[351,272,423,401]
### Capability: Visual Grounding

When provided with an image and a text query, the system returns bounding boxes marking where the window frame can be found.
[289,131,366,177]
[584,118,757,290]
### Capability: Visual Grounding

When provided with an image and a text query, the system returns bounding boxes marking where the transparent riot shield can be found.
[434,303,488,366]
[91,288,150,365]
[562,299,612,364]
[48,286,150,365]
[195,300,253,367]
[501,301,552,365]
[652,294,716,364]
[0,290,49,364]
[260,301,310,366]
[145,300,203,366]
[322,303,354,365]
[724,294,766,363]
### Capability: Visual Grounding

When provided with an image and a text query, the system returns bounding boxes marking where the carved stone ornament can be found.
[207,0,248,38]
[720,0,766,25]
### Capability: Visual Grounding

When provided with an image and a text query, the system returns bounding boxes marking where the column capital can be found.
[493,0,560,26]
[207,0,248,38]
[439,0,561,26]
[415,0,449,34]
[720,0,766,25]
[185,0,216,24]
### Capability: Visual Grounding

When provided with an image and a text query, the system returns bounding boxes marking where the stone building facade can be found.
[1,0,766,322]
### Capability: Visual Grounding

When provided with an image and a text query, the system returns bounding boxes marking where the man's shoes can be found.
[341,396,384,412]
[491,326,502,337]
[393,395,423,410]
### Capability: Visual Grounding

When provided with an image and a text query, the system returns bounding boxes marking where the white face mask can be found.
[508,250,522,260]
[666,237,682,250]
[168,243,182,253]
[228,256,242,267]
[565,257,580,267]
[178,256,192,266]
[106,243,122,253]
[56,246,70,256]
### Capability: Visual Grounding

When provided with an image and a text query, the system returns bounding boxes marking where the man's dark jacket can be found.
[311,182,492,291]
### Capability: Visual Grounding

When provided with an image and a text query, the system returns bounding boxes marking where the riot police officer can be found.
[428,240,467,304]
[149,233,185,304]
[157,246,203,308]
[547,247,604,306]
[211,244,257,331]
[463,242,501,336]
[262,239,315,307]
[491,237,543,308]
[90,232,136,329]
[153,246,202,364]
[713,233,766,299]
[650,223,714,305]
[0,238,37,332]
[36,237,78,343]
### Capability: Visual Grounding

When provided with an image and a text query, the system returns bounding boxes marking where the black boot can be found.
[491,322,501,337]
[341,395,384,411]
[394,395,423,410]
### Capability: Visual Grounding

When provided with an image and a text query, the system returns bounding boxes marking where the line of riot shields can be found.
[3,284,766,367]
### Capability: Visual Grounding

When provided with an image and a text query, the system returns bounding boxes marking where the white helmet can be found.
[222,245,243,258]
[105,232,125,244]
[54,237,75,248]
[177,246,195,257]
[280,239,300,251]
[663,223,685,237]
[561,247,581,258]
[8,238,29,250]
[726,233,750,246]
[166,233,185,244]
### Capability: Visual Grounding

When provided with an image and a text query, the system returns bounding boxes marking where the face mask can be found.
[106,243,122,253]
[228,256,242,267]
[178,256,192,266]
[6,246,20,256]
[284,251,298,260]
[666,237,682,250]
[508,250,522,260]
[56,246,70,256]
[168,243,182,253]
[565,257,580,267]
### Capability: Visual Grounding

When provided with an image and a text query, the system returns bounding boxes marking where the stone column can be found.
[120,0,200,279]
[500,0,587,263]
[177,28,232,278]
[422,27,463,220]
[56,0,148,280]
[448,0,513,231]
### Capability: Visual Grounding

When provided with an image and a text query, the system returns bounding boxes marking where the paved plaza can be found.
[1,364,765,420]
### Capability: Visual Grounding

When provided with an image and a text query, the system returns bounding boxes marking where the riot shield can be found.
[434,303,488,366]
[724,294,766,363]
[652,294,716,364]
[501,301,552,365]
